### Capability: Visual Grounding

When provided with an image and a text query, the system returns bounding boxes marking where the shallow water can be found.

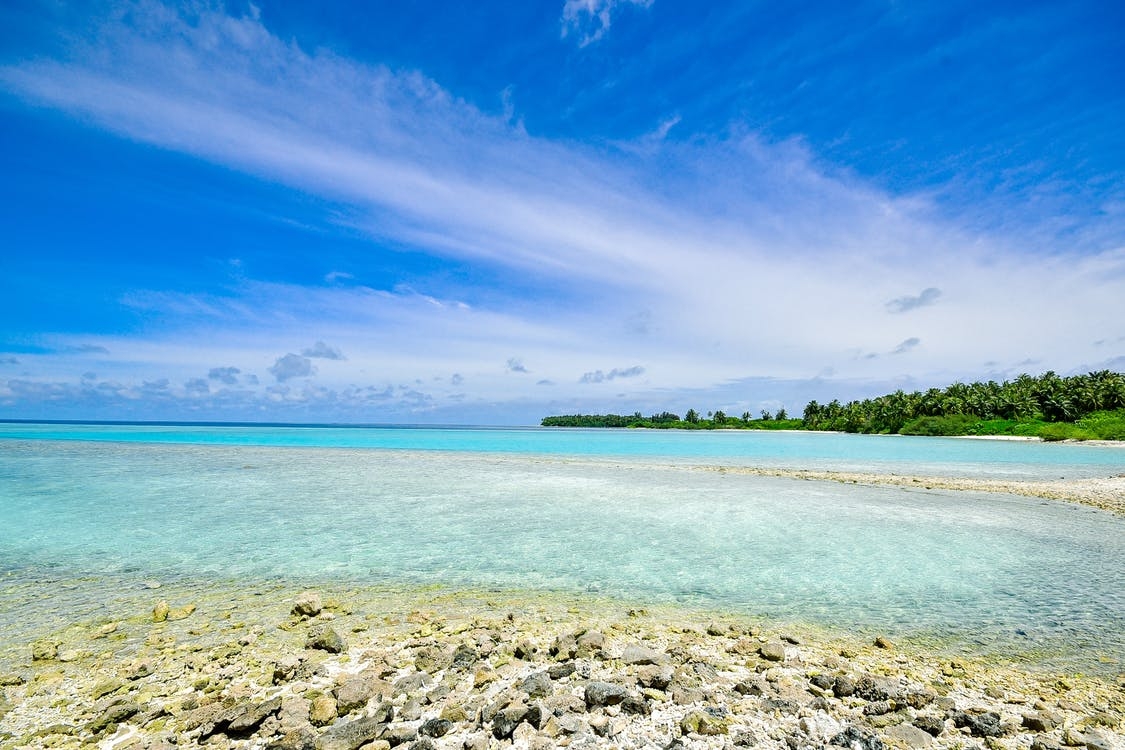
[1,431,1123,673]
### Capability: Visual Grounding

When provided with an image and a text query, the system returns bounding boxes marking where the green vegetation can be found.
[540,411,803,430]
[541,370,1125,441]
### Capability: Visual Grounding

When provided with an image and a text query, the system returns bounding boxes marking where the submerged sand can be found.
[702,467,1125,517]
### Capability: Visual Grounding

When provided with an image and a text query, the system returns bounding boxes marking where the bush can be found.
[1075,410,1125,440]
[1037,423,1096,442]
[899,414,982,436]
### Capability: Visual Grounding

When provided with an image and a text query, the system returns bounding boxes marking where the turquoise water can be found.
[2,421,1124,479]
[1,424,1124,672]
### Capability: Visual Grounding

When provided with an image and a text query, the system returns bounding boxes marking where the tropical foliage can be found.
[800,370,1125,437]
[541,370,1125,440]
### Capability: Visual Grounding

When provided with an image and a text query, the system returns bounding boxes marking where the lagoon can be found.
[1,423,1123,673]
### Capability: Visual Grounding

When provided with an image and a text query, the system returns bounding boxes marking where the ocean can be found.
[1,422,1123,673]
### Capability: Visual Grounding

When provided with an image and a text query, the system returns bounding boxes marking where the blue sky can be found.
[1,0,1124,424]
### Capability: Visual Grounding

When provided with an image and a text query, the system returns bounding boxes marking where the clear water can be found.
[1,425,1123,672]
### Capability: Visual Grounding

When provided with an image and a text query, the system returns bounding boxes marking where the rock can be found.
[153,600,170,622]
[884,724,933,748]
[830,726,886,750]
[637,664,674,689]
[576,630,605,657]
[226,696,282,736]
[87,701,142,734]
[681,709,731,736]
[734,676,770,696]
[513,640,539,659]
[306,625,347,654]
[382,723,419,746]
[800,712,844,742]
[1063,728,1113,750]
[903,689,937,709]
[707,622,731,636]
[622,693,650,715]
[0,673,25,686]
[393,671,431,697]
[874,636,894,649]
[864,701,894,717]
[267,727,317,750]
[414,645,453,673]
[519,671,553,698]
[31,639,60,661]
[419,718,452,738]
[834,675,857,697]
[547,662,576,680]
[308,693,338,726]
[760,641,787,662]
[621,644,667,665]
[950,711,1002,738]
[585,681,628,707]
[334,672,383,714]
[809,673,835,692]
[274,655,303,684]
[167,603,196,621]
[492,705,530,740]
[451,644,477,670]
[912,716,945,737]
[550,633,578,660]
[315,716,385,750]
[1023,711,1060,732]
[855,676,901,702]
[292,591,323,617]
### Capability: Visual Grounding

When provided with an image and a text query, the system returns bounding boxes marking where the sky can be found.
[1,0,1124,425]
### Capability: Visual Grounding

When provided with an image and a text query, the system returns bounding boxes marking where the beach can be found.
[1,582,1122,750]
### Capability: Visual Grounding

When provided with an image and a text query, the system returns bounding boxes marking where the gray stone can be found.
[418,718,452,738]
[520,671,553,698]
[636,664,673,690]
[830,726,886,750]
[393,671,432,697]
[334,672,382,714]
[759,641,787,662]
[267,727,317,750]
[834,675,857,697]
[1022,711,1061,732]
[855,676,902,702]
[314,716,385,750]
[86,701,142,734]
[950,711,1001,738]
[621,644,667,665]
[681,709,730,736]
[451,644,477,669]
[492,705,529,740]
[226,696,283,735]
[547,662,576,680]
[306,625,346,654]
[864,701,893,717]
[292,591,323,617]
[382,723,419,746]
[585,681,628,707]
[912,716,945,737]
[884,724,933,748]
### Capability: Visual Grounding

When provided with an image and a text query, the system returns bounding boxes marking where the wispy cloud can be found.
[579,365,645,383]
[208,366,241,385]
[560,0,653,47]
[302,341,345,360]
[0,3,1122,422]
[886,287,942,314]
[892,337,921,355]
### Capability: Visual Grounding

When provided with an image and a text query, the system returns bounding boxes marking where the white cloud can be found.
[561,0,653,47]
[0,3,1122,422]
[269,353,315,382]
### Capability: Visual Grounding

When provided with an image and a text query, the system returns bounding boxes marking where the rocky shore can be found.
[1,585,1121,750]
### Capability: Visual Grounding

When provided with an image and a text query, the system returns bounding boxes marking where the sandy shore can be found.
[0,584,1121,750]
[701,467,1125,517]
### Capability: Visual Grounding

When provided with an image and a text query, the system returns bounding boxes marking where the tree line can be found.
[541,370,1125,440]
